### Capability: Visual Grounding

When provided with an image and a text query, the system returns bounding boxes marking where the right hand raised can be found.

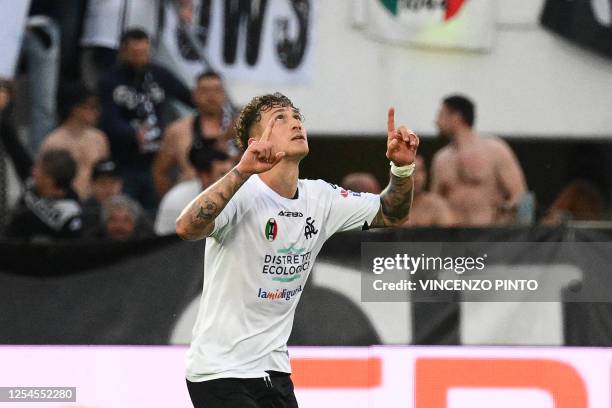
[236,118,286,175]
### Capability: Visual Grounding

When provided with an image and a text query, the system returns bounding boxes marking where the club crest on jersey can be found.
[304,217,318,239]
[265,218,278,241]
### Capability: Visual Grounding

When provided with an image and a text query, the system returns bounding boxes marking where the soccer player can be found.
[176,93,419,408]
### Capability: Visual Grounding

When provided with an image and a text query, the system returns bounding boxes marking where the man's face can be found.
[200,159,233,188]
[92,176,123,203]
[73,97,100,127]
[32,161,56,197]
[105,207,136,241]
[121,39,150,69]
[435,103,456,139]
[252,106,308,160]
[193,77,225,116]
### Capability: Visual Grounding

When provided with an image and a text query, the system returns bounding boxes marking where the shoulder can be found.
[301,179,341,195]
[170,179,201,197]
[98,68,121,87]
[433,145,454,161]
[482,134,512,152]
[160,179,201,207]
[42,129,63,144]
[166,115,193,135]
[431,145,454,169]
[150,64,180,81]
[85,128,108,143]
[40,131,69,151]
[481,135,518,162]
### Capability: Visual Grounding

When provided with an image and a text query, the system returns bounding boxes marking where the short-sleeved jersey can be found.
[186,175,380,382]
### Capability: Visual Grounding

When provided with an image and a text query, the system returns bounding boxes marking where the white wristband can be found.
[390,161,416,178]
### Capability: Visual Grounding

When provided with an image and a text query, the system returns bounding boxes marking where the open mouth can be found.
[291,134,305,141]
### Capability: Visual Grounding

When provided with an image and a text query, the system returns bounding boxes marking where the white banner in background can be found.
[357,0,495,51]
[158,0,316,85]
[0,0,31,78]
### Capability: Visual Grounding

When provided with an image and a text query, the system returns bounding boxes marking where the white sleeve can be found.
[322,181,381,234]
[209,181,252,241]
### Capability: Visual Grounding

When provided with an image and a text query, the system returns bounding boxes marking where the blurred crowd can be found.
[0,1,608,243]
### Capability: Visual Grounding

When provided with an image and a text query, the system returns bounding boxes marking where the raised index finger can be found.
[387,107,395,133]
[260,117,276,142]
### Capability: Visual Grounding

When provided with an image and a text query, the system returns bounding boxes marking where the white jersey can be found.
[186,175,380,382]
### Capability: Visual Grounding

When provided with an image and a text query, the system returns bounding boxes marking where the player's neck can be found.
[259,161,299,199]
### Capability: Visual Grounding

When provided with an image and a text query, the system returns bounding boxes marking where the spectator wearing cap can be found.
[152,70,237,198]
[81,159,124,236]
[100,194,153,241]
[4,149,83,240]
[98,28,193,213]
[39,82,110,200]
[154,146,232,235]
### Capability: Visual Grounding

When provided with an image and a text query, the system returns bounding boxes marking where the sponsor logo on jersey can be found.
[265,218,278,241]
[277,245,306,255]
[278,210,304,217]
[257,285,303,301]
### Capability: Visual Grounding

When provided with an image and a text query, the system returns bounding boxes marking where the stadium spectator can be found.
[39,82,109,200]
[98,28,193,213]
[430,94,526,226]
[79,0,163,90]
[152,70,237,197]
[0,79,32,183]
[155,147,232,235]
[341,172,381,194]
[403,155,454,227]
[100,194,153,241]
[82,160,123,236]
[4,149,83,240]
[541,179,607,224]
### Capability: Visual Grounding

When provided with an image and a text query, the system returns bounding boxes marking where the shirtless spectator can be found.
[404,155,454,227]
[152,70,236,197]
[40,82,109,199]
[154,147,232,235]
[341,172,381,194]
[430,95,526,226]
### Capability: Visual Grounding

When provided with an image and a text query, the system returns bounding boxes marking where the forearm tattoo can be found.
[372,174,414,227]
[181,168,249,239]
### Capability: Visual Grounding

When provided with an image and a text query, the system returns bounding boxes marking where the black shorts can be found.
[186,371,299,408]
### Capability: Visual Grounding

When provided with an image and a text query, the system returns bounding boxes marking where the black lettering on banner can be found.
[275,0,310,69]
[223,0,269,66]
[176,1,213,60]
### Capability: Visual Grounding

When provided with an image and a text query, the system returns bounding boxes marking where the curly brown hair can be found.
[234,92,300,151]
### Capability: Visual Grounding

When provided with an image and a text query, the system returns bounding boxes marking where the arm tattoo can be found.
[178,168,250,240]
[371,174,414,228]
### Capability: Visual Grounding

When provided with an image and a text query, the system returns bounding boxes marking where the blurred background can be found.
[1,0,612,406]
